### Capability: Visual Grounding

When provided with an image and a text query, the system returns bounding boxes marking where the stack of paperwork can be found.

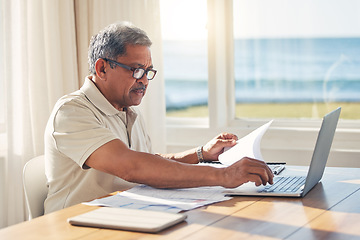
[85,185,231,213]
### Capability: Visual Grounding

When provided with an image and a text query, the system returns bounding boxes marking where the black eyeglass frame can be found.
[102,58,157,80]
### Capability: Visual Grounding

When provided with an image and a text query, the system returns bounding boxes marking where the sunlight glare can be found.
[340,179,360,185]
[160,0,207,40]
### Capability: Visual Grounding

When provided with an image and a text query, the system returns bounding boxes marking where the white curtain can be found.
[74,0,166,153]
[1,0,79,227]
[0,0,165,228]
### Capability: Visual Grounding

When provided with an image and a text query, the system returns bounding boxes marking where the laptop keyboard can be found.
[263,176,306,193]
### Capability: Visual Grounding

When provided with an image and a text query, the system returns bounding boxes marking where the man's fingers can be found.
[202,136,237,160]
[245,174,263,186]
[218,138,237,148]
[227,157,274,187]
[246,166,272,185]
[241,157,274,183]
[218,132,238,141]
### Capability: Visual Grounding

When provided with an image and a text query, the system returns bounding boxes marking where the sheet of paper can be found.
[218,120,273,166]
[84,193,182,213]
[84,185,231,213]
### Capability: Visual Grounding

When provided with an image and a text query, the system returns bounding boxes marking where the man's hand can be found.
[222,157,274,188]
[202,132,238,161]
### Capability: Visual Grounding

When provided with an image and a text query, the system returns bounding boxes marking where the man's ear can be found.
[94,58,107,80]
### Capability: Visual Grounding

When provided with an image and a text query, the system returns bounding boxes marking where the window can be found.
[233,0,360,119]
[160,0,208,118]
[161,0,360,120]
[162,0,360,167]
[0,0,5,134]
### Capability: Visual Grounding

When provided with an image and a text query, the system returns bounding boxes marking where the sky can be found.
[234,0,360,38]
[160,0,360,40]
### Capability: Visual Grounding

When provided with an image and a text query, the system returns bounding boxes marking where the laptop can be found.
[223,107,341,197]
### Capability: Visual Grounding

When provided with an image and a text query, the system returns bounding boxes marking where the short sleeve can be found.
[52,99,117,168]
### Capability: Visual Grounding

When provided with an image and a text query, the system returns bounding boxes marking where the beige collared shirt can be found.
[44,76,152,214]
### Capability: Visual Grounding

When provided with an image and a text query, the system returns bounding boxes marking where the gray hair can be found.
[88,22,152,74]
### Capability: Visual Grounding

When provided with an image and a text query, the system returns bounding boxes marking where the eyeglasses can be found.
[103,58,157,80]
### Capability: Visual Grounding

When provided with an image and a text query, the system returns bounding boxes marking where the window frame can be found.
[0,0,5,157]
[165,0,360,167]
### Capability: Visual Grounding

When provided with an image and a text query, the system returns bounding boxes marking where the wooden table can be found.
[1,166,360,239]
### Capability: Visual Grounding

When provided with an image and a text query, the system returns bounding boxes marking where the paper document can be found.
[218,120,273,166]
[84,185,231,213]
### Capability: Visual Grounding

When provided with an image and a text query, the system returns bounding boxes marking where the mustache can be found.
[132,84,146,91]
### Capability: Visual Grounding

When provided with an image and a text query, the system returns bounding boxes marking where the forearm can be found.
[86,139,223,188]
[122,150,223,188]
[156,147,199,164]
[159,132,239,164]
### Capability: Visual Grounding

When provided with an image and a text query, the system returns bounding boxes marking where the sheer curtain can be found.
[74,0,166,153]
[0,0,79,227]
[0,0,165,228]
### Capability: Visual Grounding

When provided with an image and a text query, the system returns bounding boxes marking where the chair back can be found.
[23,155,48,219]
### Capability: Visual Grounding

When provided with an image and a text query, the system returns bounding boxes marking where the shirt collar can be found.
[80,76,133,117]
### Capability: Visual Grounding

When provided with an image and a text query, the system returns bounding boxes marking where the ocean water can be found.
[163,38,360,110]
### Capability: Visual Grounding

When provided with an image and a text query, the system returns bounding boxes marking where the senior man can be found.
[44,22,273,214]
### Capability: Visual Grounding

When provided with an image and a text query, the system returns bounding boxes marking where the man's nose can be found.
[136,73,149,86]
